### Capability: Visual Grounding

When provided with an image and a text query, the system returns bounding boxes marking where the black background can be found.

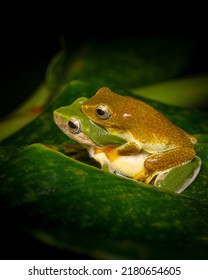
[1,7,208,260]
[1,9,208,118]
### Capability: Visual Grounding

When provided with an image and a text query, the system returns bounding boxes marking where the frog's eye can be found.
[68,117,81,134]
[96,104,111,120]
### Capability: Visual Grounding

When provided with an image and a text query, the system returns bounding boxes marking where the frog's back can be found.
[81,87,195,149]
[122,96,195,148]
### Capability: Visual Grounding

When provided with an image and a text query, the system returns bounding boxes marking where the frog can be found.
[53,97,160,180]
[80,87,201,190]
[53,94,201,193]
[53,97,135,174]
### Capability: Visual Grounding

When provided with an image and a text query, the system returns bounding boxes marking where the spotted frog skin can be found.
[81,87,198,181]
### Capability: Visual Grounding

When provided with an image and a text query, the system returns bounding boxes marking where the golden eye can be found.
[96,104,111,120]
[68,117,81,134]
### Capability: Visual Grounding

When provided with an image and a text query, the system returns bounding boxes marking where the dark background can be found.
[1,9,208,260]
[1,11,208,118]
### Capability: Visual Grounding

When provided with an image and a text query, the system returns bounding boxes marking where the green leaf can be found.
[132,74,208,110]
[46,37,195,91]
[1,144,208,259]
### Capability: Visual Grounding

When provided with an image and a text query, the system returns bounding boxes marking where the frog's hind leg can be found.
[154,156,202,193]
[144,147,196,173]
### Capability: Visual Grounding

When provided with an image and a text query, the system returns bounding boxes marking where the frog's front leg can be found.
[144,147,196,173]
[93,144,141,175]
[95,143,149,180]
[106,142,141,161]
